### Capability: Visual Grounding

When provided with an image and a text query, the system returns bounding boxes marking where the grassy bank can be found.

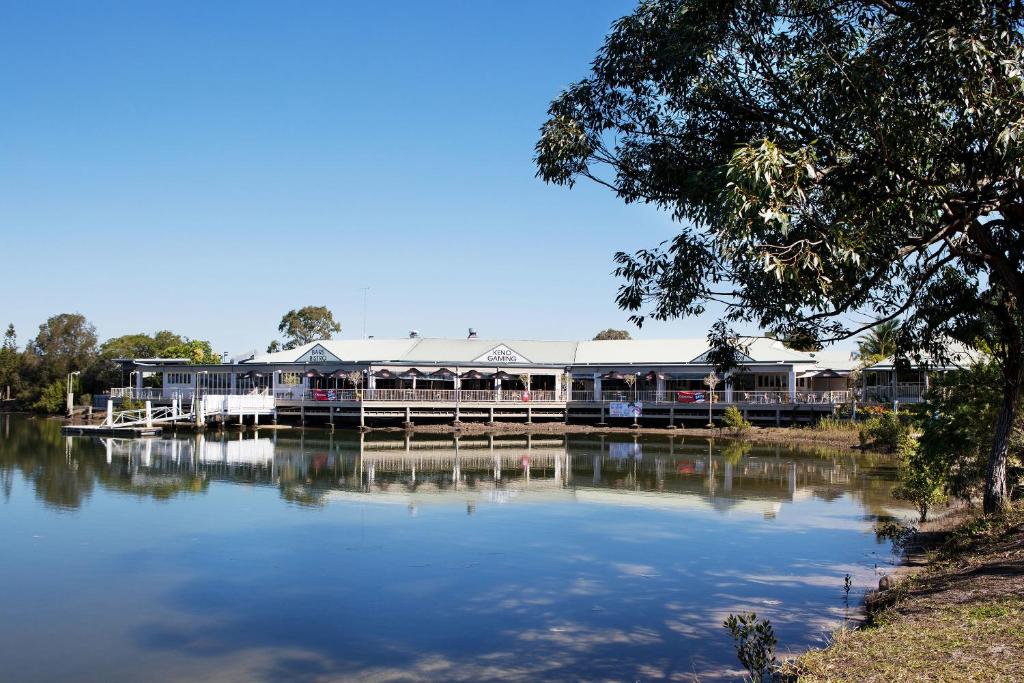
[791,503,1024,682]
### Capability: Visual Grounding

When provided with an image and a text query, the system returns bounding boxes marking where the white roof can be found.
[245,335,835,368]
[252,339,420,364]
[867,345,983,371]
[401,338,578,365]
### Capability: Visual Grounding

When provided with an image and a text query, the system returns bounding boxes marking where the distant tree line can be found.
[0,313,219,414]
[0,305,346,414]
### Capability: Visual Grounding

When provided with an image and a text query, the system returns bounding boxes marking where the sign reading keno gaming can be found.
[295,344,341,364]
[472,344,531,364]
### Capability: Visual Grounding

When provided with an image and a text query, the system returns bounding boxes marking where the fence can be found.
[297,389,563,403]
[570,389,851,405]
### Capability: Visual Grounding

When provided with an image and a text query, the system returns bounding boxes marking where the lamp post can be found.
[66,371,80,416]
[704,372,720,428]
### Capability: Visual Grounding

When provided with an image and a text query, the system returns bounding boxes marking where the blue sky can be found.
[1,1,752,354]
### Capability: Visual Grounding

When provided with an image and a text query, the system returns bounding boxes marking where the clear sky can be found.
[1,1,759,355]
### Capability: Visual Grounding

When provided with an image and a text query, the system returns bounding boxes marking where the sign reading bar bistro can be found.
[472,344,530,364]
[295,344,341,364]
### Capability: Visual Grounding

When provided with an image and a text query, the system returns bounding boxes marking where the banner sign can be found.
[609,401,642,418]
[676,391,707,403]
[311,389,338,401]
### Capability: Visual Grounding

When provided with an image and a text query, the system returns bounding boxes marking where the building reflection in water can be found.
[97,430,901,520]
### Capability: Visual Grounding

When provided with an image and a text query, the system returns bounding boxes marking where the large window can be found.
[279,372,302,386]
[165,372,192,385]
[199,373,231,391]
[755,374,787,389]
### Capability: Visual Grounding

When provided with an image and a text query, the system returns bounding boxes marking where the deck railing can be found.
[571,389,852,405]
[109,386,856,406]
[861,383,927,403]
[298,388,563,403]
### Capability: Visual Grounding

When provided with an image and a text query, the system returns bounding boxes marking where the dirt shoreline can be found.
[792,502,1024,681]
[364,421,863,448]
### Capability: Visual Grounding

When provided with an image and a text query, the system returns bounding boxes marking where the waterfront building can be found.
[112,333,877,426]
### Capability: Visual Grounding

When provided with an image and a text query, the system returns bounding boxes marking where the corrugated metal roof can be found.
[249,339,420,364]
[574,339,708,365]
[241,336,880,371]
[402,338,577,365]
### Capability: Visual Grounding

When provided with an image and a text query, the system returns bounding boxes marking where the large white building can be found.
[118,334,872,426]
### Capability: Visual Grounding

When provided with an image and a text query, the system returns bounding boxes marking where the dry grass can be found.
[790,504,1024,682]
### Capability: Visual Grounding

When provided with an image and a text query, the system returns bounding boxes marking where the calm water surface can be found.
[0,415,910,682]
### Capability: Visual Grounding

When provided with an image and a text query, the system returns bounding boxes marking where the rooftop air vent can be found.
[467,328,478,339]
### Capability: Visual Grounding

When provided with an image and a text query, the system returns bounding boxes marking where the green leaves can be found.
[276,306,342,350]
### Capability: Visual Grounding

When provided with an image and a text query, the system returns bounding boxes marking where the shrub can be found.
[722,405,751,435]
[859,412,908,452]
[724,612,778,682]
[32,380,67,414]
[893,435,947,522]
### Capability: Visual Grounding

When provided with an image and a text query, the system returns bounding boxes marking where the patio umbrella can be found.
[304,369,321,378]
[238,371,254,380]
[601,371,624,381]
[400,368,425,379]
[430,368,456,379]
[490,370,514,381]
[372,369,395,379]
[644,370,666,382]
[460,369,484,380]
[329,369,354,379]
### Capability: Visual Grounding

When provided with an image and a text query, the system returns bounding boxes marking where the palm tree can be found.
[857,319,901,362]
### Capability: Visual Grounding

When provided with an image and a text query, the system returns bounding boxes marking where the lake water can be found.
[0,415,910,682]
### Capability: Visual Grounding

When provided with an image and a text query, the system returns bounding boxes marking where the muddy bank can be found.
[792,503,1024,682]
[363,420,863,449]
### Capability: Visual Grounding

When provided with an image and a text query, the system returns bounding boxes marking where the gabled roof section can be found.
[247,338,420,364]
[294,343,341,364]
[402,338,577,365]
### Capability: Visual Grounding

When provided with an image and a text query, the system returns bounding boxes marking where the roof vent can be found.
[409,330,419,338]
[467,328,478,339]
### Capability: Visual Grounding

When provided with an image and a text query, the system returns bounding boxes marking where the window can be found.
[165,372,192,385]
[279,372,302,386]
[756,374,786,389]
[199,373,231,391]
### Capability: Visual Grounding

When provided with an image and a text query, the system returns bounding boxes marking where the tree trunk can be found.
[983,377,1020,514]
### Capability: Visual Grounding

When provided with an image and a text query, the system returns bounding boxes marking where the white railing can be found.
[861,384,927,403]
[110,387,164,400]
[570,389,852,405]
[112,387,272,400]
[293,388,565,403]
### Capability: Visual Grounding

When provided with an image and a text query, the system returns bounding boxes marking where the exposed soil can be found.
[365,420,863,449]
[793,503,1024,682]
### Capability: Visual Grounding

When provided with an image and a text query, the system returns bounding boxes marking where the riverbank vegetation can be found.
[0,313,219,414]
[793,504,1024,682]
[537,0,1023,512]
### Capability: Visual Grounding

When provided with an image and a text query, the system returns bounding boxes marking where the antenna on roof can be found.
[409,330,420,338]
[360,287,370,339]
[467,328,478,339]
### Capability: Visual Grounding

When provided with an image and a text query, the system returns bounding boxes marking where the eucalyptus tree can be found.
[593,328,633,340]
[276,306,342,350]
[536,0,1024,512]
